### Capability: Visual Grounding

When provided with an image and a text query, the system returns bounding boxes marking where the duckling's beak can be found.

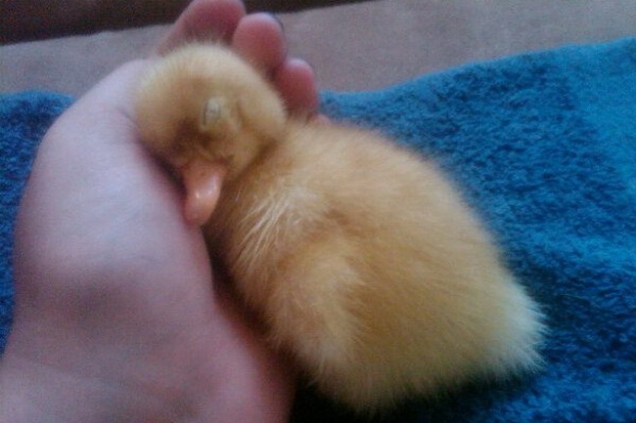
[179,157,227,226]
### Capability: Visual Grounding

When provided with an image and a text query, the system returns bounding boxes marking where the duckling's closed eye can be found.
[199,96,240,137]
[201,97,224,128]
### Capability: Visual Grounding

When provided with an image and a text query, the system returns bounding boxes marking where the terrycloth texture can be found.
[1,38,635,422]
[0,92,74,348]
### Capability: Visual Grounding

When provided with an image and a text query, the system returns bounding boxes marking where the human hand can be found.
[0,1,318,422]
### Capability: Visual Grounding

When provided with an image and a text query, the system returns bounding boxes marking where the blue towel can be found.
[0,92,73,348]
[1,38,635,422]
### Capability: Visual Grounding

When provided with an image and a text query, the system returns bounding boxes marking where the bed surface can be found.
[2,0,635,95]
[2,2,636,423]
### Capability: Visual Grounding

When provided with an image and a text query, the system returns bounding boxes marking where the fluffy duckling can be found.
[135,44,543,412]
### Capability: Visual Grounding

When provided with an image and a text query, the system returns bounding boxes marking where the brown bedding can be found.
[2,0,635,96]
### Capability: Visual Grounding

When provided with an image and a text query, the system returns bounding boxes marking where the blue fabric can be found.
[0,92,74,349]
[1,38,635,422]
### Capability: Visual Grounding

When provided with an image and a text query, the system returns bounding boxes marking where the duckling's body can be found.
[136,44,544,412]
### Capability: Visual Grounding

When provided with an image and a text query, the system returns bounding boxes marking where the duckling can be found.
[135,44,543,412]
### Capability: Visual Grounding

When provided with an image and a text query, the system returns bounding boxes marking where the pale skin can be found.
[0,1,320,422]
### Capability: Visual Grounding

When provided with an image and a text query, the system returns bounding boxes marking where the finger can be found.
[157,0,246,55]
[231,12,286,72]
[273,58,320,117]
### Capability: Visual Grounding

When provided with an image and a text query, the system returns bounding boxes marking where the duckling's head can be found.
[136,43,287,181]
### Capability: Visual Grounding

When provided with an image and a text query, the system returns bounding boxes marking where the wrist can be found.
[0,351,100,423]
[0,345,157,423]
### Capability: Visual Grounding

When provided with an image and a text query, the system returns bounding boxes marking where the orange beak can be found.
[179,157,227,226]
